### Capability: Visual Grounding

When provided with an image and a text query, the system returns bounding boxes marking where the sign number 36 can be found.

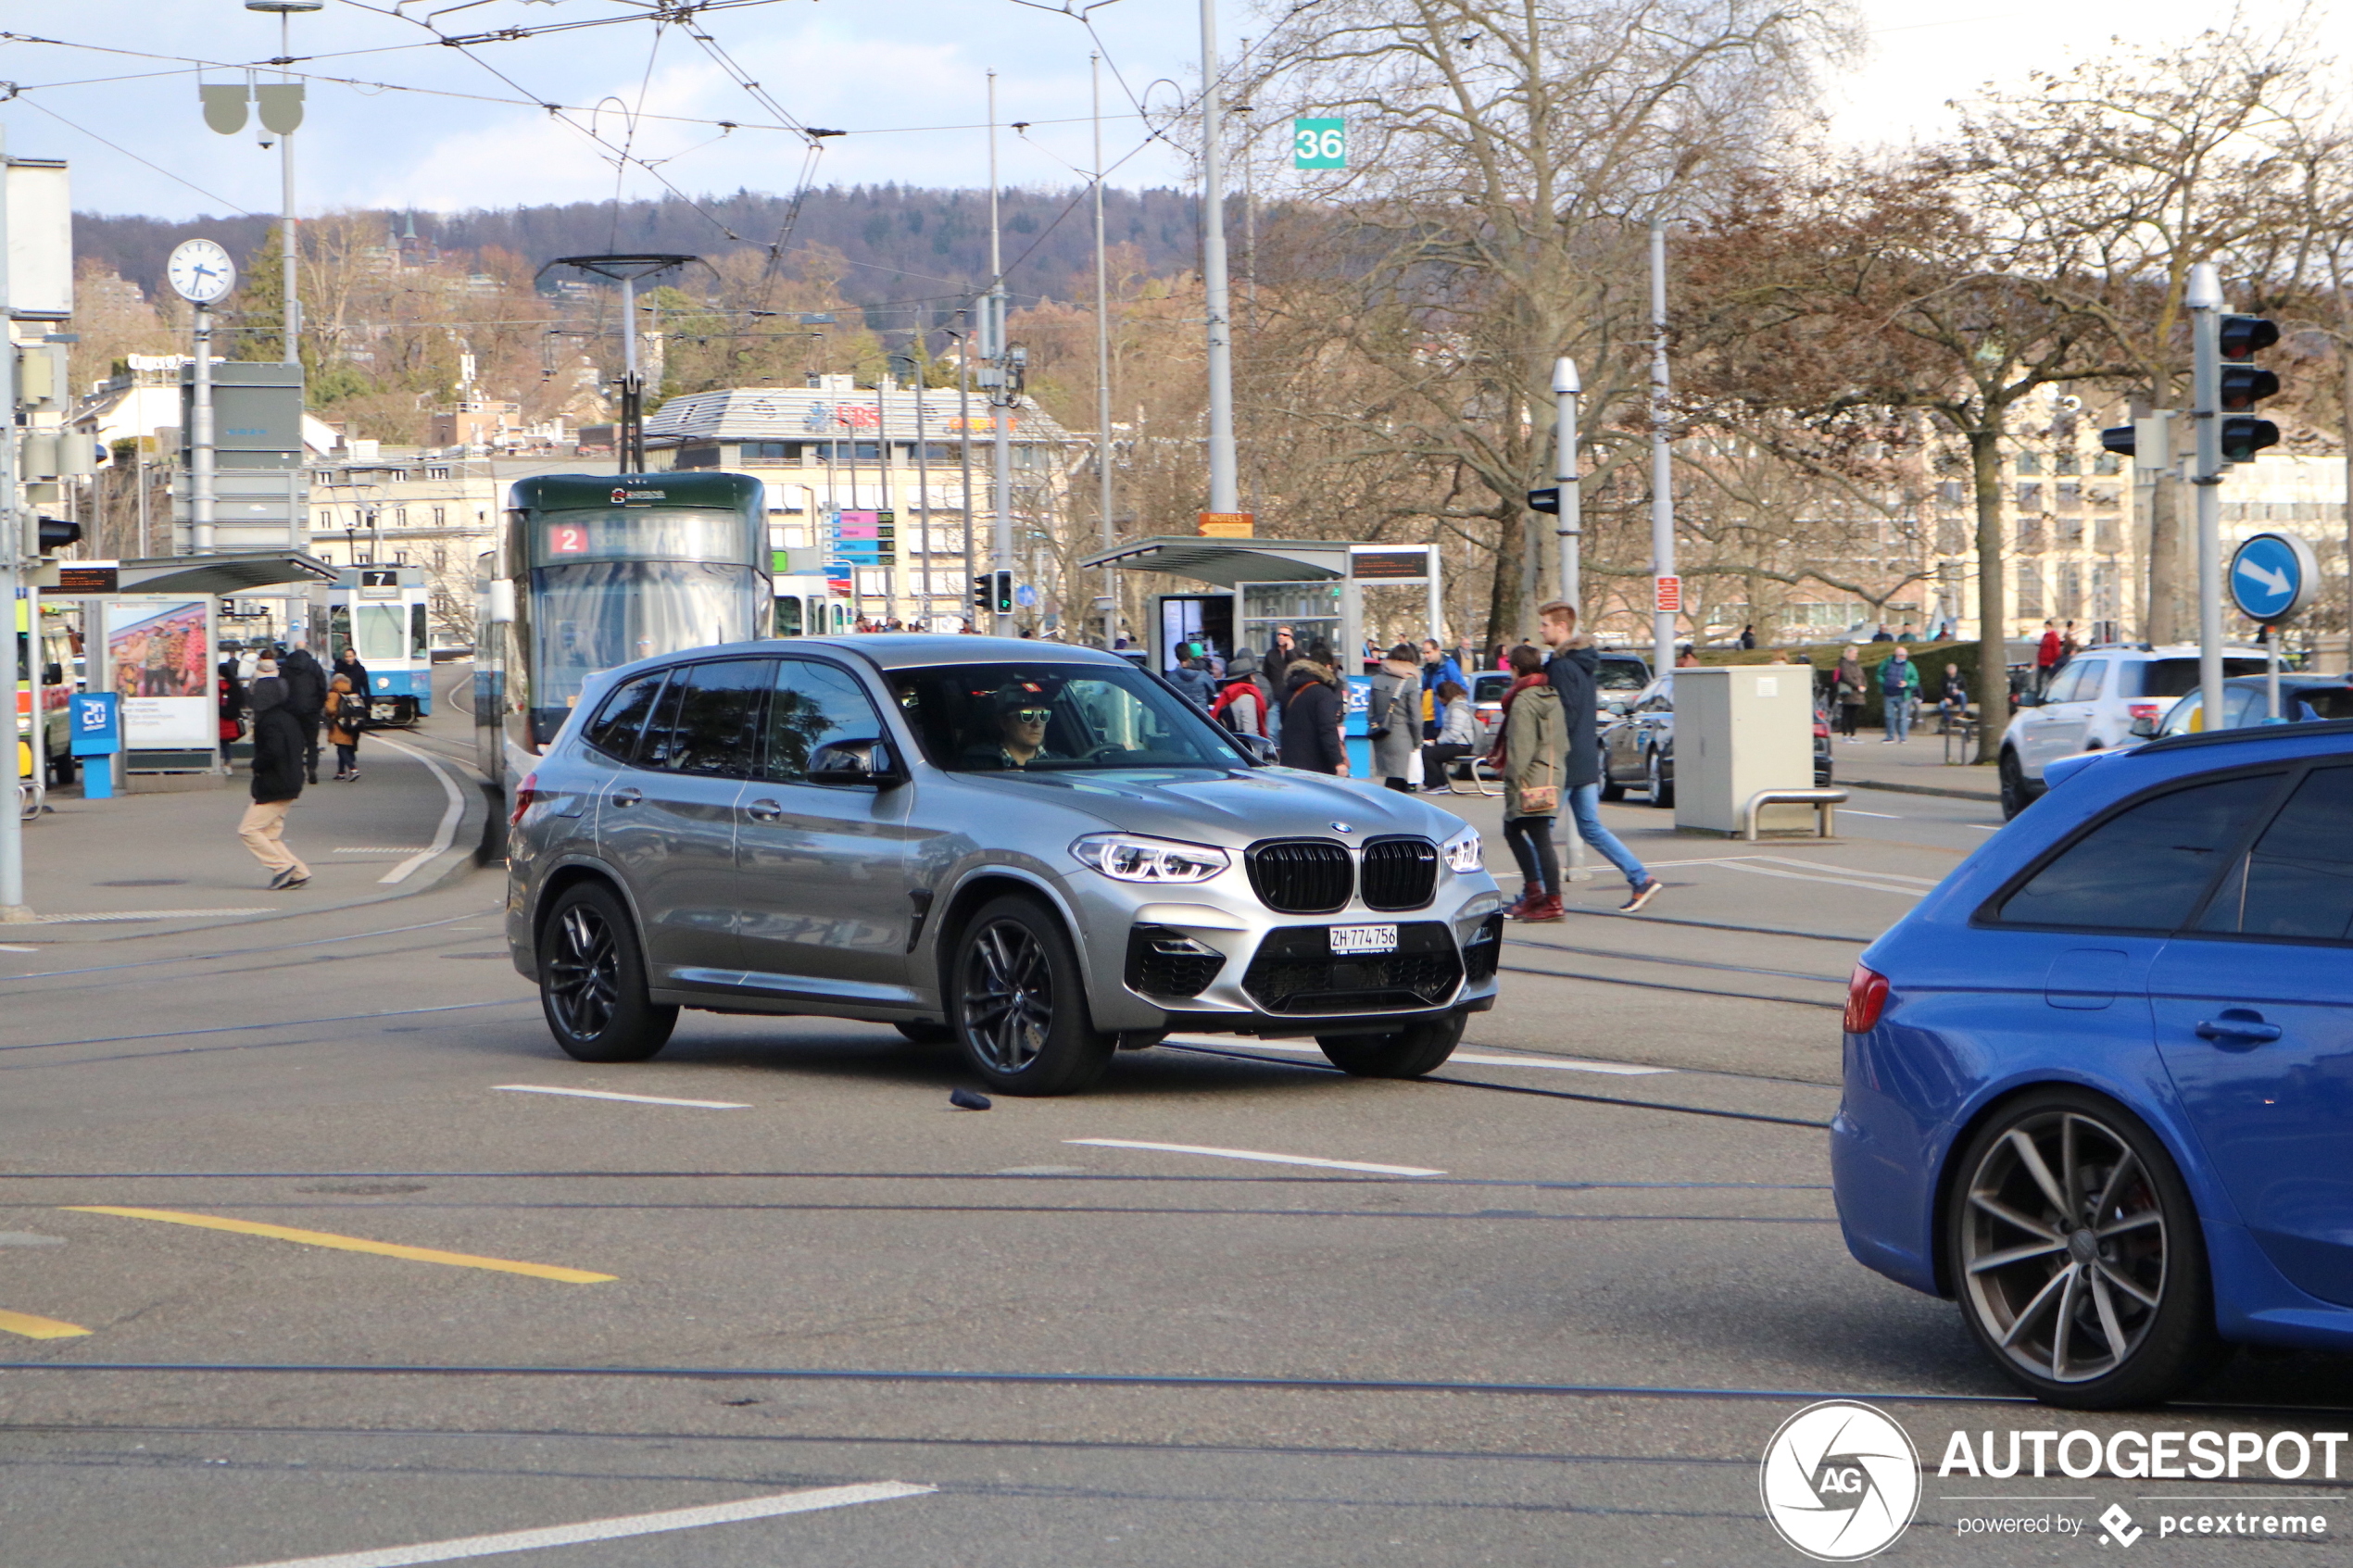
[1293,118,1345,169]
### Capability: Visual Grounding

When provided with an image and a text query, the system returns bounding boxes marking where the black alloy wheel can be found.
[1945,1087,2223,1409]
[1316,1010,1466,1078]
[951,896,1115,1096]
[538,882,677,1063]
[1645,748,1675,809]
[1998,749,2032,821]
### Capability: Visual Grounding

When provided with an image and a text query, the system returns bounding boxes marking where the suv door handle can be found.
[745,797,783,822]
[2196,1010,2283,1047]
[609,787,642,808]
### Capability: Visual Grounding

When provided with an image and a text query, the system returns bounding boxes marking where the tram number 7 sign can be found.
[1293,119,1345,169]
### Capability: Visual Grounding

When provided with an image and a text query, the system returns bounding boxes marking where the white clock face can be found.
[168,239,236,305]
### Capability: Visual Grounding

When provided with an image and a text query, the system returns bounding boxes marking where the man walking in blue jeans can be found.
[1539,600,1663,912]
[1880,644,1920,744]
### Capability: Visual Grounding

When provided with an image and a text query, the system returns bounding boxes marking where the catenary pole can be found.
[988,72,1014,634]
[2188,262,2224,732]
[1198,0,1238,518]
[1553,357,1581,610]
[1648,220,1674,678]
[0,120,25,921]
[1093,53,1116,648]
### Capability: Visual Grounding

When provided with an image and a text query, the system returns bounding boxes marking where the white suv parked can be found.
[1998,643,2271,817]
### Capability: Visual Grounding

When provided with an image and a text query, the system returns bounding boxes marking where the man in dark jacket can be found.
[1164,644,1216,711]
[1539,600,1659,911]
[1276,656,1344,774]
[240,672,311,889]
[279,641,330,785]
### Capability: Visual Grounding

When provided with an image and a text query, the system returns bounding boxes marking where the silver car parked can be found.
[507,636,1505,1095]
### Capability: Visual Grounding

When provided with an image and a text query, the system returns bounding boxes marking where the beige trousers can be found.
[238,799,309,878]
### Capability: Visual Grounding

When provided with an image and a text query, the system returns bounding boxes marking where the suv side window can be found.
[637,659,769,776]
[2196,766,2353,942]
[760,659,883,782]
[583,671,667,762]
[1994,772,2284,931]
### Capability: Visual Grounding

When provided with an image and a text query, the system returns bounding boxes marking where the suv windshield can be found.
[891,661,1248,773]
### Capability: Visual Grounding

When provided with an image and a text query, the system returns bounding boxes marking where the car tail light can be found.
[1844,963,1891,1034]
[1814,720,1831,738]
[509,771,540,828]
[2129,703,2158,721]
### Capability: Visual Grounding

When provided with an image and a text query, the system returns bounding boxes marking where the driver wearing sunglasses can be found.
[979,684,1060,769]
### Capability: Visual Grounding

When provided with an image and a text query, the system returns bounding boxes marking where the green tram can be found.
[476,471,769,788]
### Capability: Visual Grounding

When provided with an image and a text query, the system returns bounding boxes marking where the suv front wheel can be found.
[1317,1010,1466,1078]
[538,882,678,1062]
[950,896,1115,1096]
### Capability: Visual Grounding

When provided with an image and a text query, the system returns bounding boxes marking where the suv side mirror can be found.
[2013,690,2040,709]
[809,738,903,787]
[1232,732,1277,765]
[1604,699,1629,717]
[2127,714,2158,740]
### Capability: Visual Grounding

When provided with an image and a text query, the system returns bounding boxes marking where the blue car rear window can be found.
[2196,765,2353,942]
[1997,772,2282,931]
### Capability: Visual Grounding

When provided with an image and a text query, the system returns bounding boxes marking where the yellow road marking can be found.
[63,1207,614,1285]
[0,1308,91,1339]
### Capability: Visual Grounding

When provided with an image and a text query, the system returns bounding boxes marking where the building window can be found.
[1936,480,1965,506]
[2055,482,2081,511]
[2054,450,2080,475]
[316,510,333,530]
[2093,451,2120,475]
[2016,451,2043,476]
[427,466,451,480]
[2016,483,2042,509]
[744,440,792,462]
[2020,515,2045,553]
[395,506,409,527]
[2057,512,2083,546]
[675,444,724,470]
[2057,560,2082,620]
[2017,561,2044,619]
[1937,518,1968,555]
[432,507,446,527]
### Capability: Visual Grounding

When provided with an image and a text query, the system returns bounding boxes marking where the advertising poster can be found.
[105,598,212,748]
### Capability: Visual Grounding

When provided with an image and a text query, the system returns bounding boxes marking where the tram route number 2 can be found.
[548,523,590,556]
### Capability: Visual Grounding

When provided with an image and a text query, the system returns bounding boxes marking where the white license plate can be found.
[1329,924,1399,956]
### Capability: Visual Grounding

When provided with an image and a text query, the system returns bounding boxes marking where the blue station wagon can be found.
[1833,720,2353,1407]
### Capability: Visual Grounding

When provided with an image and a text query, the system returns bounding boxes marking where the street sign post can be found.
[1292,119,1345,170]
[2228,531,2318,721]
[69,691,120,800]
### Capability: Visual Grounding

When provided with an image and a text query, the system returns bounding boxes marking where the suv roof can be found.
[2136,715,2353,759]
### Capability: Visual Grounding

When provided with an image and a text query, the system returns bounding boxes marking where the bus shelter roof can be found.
[1076,535,1347,588]
[110,552,339,597]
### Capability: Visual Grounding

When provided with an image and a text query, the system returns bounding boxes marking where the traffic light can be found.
[1526,485,1561,515]
[35,516,80,555]
[2217,313,2281,463]
[992,570,1015,615]
[2098,425,2135,458]
[973,573,990,610]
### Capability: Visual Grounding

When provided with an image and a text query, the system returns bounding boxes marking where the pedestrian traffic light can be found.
[2098,425,2135,457]
[991,571,1015,615]
[1526,486,1561,515]
[2217,313,2281,464]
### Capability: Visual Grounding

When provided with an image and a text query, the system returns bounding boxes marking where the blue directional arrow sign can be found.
[2228,531,2318,623]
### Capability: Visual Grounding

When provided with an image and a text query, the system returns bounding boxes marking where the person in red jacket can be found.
[2034,620,2063,696]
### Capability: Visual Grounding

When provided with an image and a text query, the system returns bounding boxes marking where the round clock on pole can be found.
[167,238,236,305]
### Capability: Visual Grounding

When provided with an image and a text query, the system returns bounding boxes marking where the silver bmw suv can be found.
[506,635,1504,1094]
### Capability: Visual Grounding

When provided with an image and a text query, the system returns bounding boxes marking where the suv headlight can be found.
[1442,825,1484,874]
[1071,833,1230,884]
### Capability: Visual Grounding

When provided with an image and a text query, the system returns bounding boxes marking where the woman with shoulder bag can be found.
[1491,644,1566,921]
[1368,643,1422,793]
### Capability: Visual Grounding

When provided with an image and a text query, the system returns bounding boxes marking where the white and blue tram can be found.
[310,566,434,725]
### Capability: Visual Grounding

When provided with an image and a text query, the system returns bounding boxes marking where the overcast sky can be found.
[2,0,2343,224]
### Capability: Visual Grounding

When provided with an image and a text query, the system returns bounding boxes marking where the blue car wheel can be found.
[1946,1087,2224,1409]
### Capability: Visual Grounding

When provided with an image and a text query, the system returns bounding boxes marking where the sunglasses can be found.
[1011,708,1053,723]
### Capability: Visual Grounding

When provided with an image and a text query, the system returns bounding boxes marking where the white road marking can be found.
[333,847,434,855]
[1749,856,1940,886]
[0,943,36,951]
[1710,862,1926,897]
[1966,823,2000,831]
[369,736,464,885]
[11,909,273,923]
[1839,809,1902,819]
[1067,1138,1444,1176]
[227,1479,935,1568]
[495,1085,749,1110]
[1171,1036,1671,1075]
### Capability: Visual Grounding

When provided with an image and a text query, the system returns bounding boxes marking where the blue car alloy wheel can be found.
[1946,1087,2221,1409]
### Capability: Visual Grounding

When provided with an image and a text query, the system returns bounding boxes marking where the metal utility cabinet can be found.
[1671,666,1817,835]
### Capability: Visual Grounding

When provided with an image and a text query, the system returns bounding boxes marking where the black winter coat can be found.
[1542,642,1604,790]
[249,686,308,804]
[1277,668,1344,773]
[280,648,329,719]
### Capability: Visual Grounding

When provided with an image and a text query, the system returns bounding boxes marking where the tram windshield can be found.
[529,559,762,731]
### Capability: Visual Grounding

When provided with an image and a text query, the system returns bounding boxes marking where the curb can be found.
[1844,777,2001,805]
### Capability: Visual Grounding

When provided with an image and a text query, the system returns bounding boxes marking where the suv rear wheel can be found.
[538,882,678,1062]
[950,896,1115,1096]
[1316,1011,1466,1078]
[1999,748,2034,820]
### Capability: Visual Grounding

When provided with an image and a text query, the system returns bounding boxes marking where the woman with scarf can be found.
[1489,643,1565,921]
[1276,644,1345,774]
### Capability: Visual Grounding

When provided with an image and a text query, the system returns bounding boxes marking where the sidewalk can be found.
[1828,721,1999,803]
[4,717,489,942]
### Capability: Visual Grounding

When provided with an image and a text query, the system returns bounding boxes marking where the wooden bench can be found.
[1742,786,1848,842]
